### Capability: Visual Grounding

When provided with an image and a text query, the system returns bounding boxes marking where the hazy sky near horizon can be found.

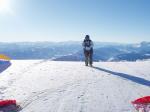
[0,0,150,43]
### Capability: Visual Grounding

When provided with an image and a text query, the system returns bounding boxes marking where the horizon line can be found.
[0,40,150,44]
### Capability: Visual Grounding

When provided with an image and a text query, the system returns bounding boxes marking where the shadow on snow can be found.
[92,66,150,87]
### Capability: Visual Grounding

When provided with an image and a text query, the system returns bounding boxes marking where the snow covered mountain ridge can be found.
[0,41,150,61]
[0,60,150,112]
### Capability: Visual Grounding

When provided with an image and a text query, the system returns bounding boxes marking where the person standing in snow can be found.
[82,35,94,66]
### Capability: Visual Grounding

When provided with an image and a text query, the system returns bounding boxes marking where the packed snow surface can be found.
[0,60,150,112]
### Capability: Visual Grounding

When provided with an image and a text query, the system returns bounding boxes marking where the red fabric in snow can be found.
[0,100,16,106]
[132,96,150,104]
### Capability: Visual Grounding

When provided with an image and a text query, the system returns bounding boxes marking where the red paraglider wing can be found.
[0,100,16,106]
[132,96,150,104]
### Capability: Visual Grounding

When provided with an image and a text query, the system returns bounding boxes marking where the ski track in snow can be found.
[0,60,150,112]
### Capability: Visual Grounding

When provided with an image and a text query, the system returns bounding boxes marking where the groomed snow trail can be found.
[0,60,150,112]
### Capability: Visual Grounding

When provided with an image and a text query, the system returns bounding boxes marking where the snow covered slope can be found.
[0,60,150,112]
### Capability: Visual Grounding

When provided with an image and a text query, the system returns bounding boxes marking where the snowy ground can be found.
[0,60,150,112]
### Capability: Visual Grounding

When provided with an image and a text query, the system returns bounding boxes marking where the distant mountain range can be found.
[52,41,150,61]
[0,41,150,61]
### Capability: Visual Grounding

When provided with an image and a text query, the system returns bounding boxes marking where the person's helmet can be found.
[85,35,90,40]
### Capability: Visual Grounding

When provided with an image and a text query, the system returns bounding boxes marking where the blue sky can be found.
[0,0,150,43]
